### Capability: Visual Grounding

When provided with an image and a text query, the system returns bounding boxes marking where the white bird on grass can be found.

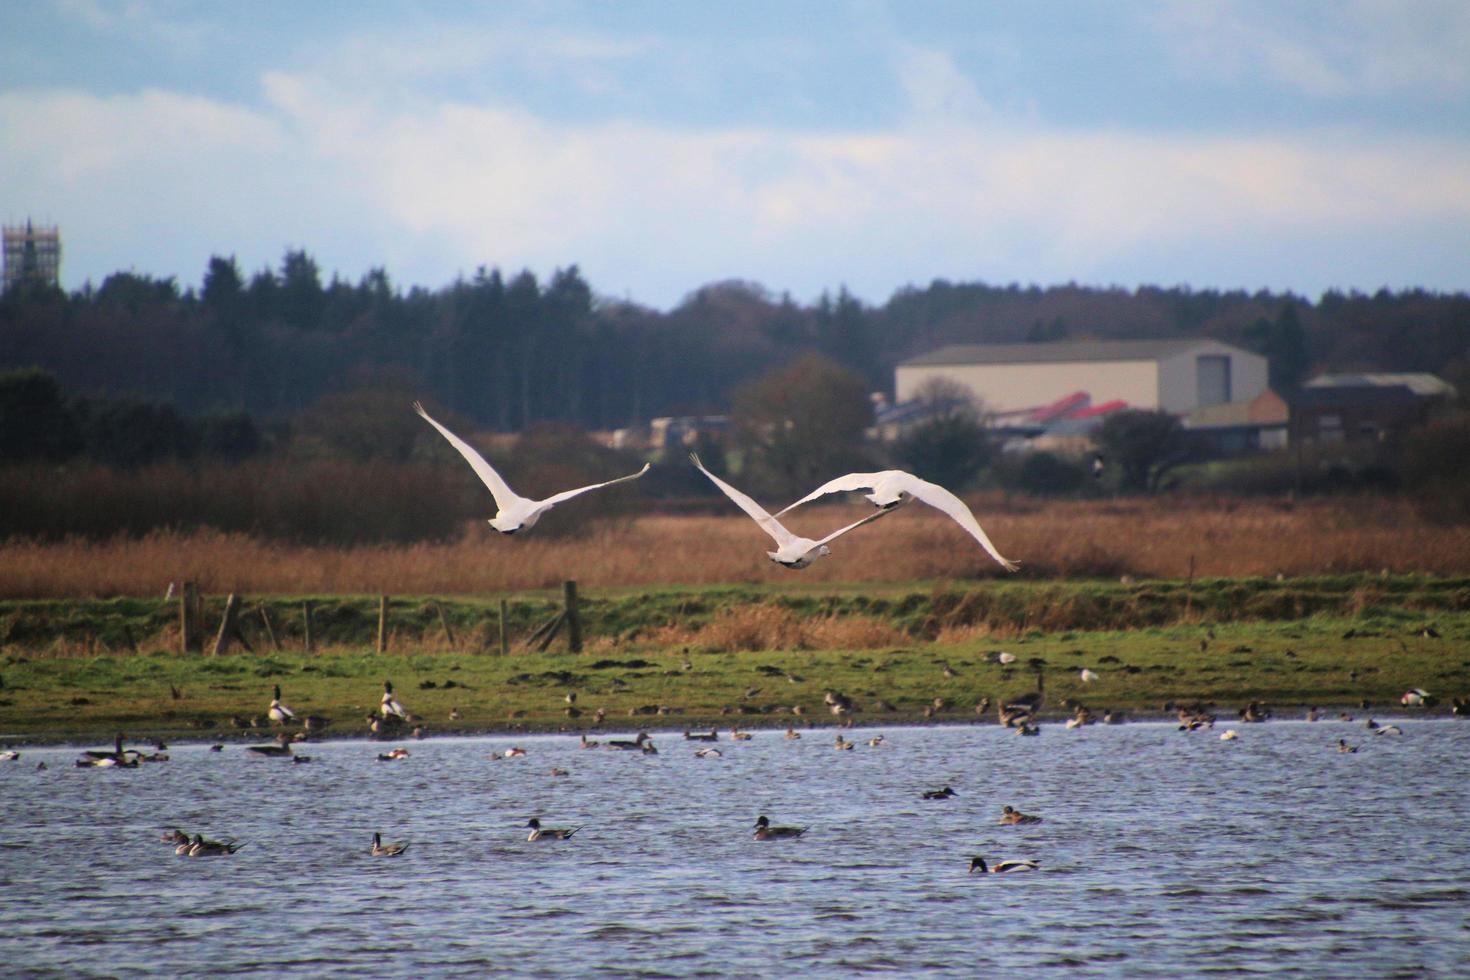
[689,454,893,569]
[268,685,296,725]
[1079,669,1099,683]
[380,680,407,720]
[414,401,650,535]
[774,469,1018,571]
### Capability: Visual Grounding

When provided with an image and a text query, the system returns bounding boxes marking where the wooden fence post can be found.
[435,602,457,648]
[258,605,282,652]
[180,581,202,653]
[564,580,582,653]
[212,593,243,656]
[302,601,315,654]
[377,595,389,654]
[498,599,509,656]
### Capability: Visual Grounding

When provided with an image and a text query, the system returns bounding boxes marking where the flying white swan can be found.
[774,469,1018,571]
[413,401,649,534]
[690,454,891,568]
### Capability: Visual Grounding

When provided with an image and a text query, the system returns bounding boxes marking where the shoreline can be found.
[3,705,1454,751]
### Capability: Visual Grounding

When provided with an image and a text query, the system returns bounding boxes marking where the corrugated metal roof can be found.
[1304,373,1457,398]
[899,339,1237,367]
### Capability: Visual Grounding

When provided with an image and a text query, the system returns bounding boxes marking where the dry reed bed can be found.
[1,496,1465,599]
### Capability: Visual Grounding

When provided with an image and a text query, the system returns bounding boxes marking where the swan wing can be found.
[689,454,793,547]
[813,505,893,547]
[413,402,524,510]
[538,463,651,508]
[773,471,892,516]
[893,474,1019,571]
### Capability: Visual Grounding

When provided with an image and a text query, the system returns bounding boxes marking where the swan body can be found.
[690,454,892,567]
[774,469,1018,571]
[415,401,648,534]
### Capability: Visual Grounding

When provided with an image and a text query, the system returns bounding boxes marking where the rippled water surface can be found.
[3,720,1469,977]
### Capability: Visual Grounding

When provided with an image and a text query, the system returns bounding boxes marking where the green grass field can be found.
[2,576,1467,742]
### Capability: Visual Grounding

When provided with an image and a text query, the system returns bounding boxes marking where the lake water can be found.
[2,719,1468,978]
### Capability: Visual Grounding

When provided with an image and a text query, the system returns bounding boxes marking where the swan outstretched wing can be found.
[774,471,893,516]
[689,454,794,547]
[414,402,522,510]
[813,505,893,547]
[898,475,1018,571]
[540,463,652,508]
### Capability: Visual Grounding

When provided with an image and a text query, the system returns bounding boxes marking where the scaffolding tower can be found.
[3,220,61,293]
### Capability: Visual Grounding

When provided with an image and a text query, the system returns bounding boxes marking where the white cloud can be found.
[3,54,1469,302]
[1153,0,1470,98]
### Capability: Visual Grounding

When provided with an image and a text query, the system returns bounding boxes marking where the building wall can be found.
[1157,342,1267,413]
[895,360,1161,413]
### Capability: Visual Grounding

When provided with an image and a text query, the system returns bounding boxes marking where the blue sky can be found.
[3,0,1468,308]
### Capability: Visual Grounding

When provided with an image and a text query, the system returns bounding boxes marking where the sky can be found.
[2,0,1468,309]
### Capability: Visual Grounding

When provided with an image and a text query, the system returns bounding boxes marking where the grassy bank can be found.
[2,576,1466,743]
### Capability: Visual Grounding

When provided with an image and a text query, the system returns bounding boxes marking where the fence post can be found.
[435,602,457,648]
[180,581,202,653]
[564,580,582,653]
[498,599,509,656]
[302,601,315,654]
[377,595,389,654]
[259,605,282,651]
[212,593,243,656]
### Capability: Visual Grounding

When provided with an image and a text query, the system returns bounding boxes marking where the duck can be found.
[525,818,581,841]
[1016,722,1040,736]
[606,732,652,751]
[371,832,409,857]
[245,733,295,757]
[1305,706,1319,722]
[377,747,411,761]
[683,730,719,742]
[753,815,806,840]
[867,734,885,747]
[501,747,527,758]
[79,732,140,766]
[833,735,854,751]
[1368,720,1403,736]
[414,400,649,535]
[1400,688,1435,707]
[1337,739,1359,754]
[969,857,1039,874]
[268,685,296,725]
[1220,729,1240,741]
[449,707,463,721]
[1079,668,1099,683]
[922,786,957,800]
[186,834,245,857]
[302,715,329,733]
[730,728,753,741]
[694,748,723,758]
[161,828,190,844]
[209,743,224,752]
[549,767,570,776]
[999,805,1042,825]
[0,750,18,762]
[579,734,600,749]
[690,453,896,569]
[380,681,408,720]
[784,728,802,740]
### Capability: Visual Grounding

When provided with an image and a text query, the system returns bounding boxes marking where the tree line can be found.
[2,250,1467,433]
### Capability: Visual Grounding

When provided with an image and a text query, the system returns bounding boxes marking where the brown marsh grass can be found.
[2,494,1467,599]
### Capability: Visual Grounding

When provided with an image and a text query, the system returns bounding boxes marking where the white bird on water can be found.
[690,454,893,568]
[413,401,649,535]
[774,469,1018,571]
